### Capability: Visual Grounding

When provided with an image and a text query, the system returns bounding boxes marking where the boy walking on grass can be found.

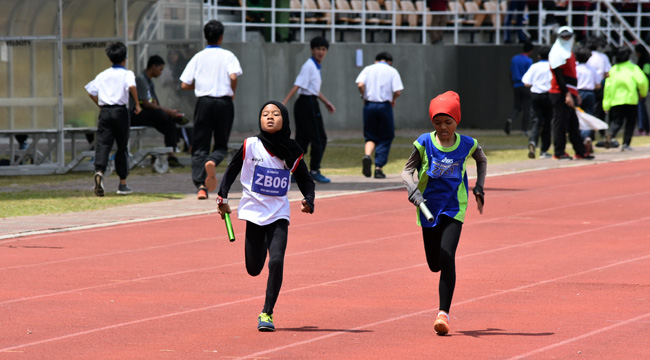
[85,42,141,197]
[282,37,335,184]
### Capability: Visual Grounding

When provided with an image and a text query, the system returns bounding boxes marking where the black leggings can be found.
[245,219,288,315]
[422,215,462,313]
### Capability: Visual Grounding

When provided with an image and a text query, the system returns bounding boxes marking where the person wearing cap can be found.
[355,51,404,179]
[401,91,487,336]
[548,26,594,160]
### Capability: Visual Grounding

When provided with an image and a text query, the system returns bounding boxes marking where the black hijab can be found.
[257,100,304,168]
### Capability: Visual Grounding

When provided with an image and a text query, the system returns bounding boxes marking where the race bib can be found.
[251,166,290,196]
[426,159,461,179]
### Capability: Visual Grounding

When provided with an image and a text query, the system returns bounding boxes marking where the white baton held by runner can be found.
[419,201,435,223]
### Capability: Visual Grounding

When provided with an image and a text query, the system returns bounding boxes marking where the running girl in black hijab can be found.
[217,100,315,331]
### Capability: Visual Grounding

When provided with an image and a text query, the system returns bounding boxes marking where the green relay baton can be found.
[224,212,235,242]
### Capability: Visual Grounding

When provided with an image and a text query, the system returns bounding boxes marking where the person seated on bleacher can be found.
[130,55,187,168]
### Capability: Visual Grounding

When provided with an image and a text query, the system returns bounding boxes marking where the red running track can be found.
[1,159,650,359]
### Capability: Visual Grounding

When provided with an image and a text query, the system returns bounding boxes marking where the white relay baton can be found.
[419,201,435,223]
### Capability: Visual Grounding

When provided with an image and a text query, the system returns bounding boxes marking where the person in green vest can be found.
[602,48,649,151]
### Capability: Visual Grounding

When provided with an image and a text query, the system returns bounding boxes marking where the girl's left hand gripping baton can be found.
[224,212,235,242]
[419,201,435,223]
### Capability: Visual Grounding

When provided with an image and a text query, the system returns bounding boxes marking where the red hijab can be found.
[429,91,461,125]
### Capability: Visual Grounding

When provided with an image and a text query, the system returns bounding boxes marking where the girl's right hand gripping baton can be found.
[419,201,435,223]
[224,212,236,242]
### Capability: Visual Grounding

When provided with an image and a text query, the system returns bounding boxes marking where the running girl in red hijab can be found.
[401,91,487,335]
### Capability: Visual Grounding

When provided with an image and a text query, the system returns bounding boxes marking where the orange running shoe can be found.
[205,161,217,191]
[434,313,450,336]
[197,186,208,200]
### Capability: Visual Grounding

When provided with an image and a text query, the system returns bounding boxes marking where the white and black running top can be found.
[219,137,315,226]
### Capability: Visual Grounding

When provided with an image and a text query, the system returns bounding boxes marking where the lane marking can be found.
[507,314,650,359]
[235,253,650,360]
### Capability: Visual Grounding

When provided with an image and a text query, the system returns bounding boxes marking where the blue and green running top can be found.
[414,131,478,227]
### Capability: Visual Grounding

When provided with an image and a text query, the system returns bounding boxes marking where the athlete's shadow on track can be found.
[278,326,372,333]
[457,328,554,338]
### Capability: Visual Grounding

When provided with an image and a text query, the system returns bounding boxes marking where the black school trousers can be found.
[422,215,462,313]
[608,104,637,147]
[294,95,327,171]
[528,92,552,153]
[550,93,586,157]
[95,105,130,180]
[245,219,289,315]
[191,96,234,188]
[131,108,177,148]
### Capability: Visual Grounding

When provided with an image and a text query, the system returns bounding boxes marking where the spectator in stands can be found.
[282,36,335,184]
[570,1,593,43]
[635,44,650,135]
[526,1,559,42]
[504,1,527,44]
[131,55,186,168]
[522,45,553,159]
[355,51,404,179]
[180,20,243,200]
[575,46,601,155]
[548,26,593,160]
[505,42,533,136]
[427,0,448,44]
[85,42,141,196]
[602,48,649,151]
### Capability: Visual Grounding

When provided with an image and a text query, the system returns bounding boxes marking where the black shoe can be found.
[167,156,184,168]
[504,119,512,135]
[574,153,595,160]
[528,143,535,159]
[175,115,190,125]
[117,184,133,195]
[553,153,573,160]
[362,155,372,177]
[94,172,105,197]
[374,168,386,179]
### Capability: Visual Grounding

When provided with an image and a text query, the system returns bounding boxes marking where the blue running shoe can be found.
[258,312,275,332]
[310,170,331,184]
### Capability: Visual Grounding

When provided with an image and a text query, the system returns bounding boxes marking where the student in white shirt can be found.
[282,37,335,184]
[180,20,242,200]
[85,42,141,197]
[521,45,553,159]
[576,46,603,155]
[217,100,315,332]
[586,37,612,125]
[355,52,403,179]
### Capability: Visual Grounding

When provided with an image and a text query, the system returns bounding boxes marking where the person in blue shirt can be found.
[402,91,487,336]
[505,42,534,136]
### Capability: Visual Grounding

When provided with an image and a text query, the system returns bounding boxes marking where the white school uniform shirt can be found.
[586,50,612,81]
[576,63,601,91]
[521,60,552,94]
[355,61,404,102]
[179,46,242,97]
[238,137,303,226]
[84,65,136,106]
[294,57,322,96]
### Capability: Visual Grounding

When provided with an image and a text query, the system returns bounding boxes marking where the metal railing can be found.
[203,0,650,48]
